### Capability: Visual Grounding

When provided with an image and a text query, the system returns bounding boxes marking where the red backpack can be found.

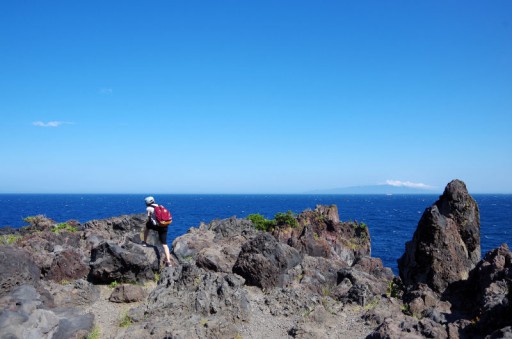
[153,204,172,226]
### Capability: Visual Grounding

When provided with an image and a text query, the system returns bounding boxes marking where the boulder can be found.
[334,267,391,306]
[363,297,405,326]
[297,256,348,294]
[0,284,94,339]
[448,244,512,337]
[202,216,257,240]
[398,179,480,293]
[233,233,303,289]
[173,217,257,271]
[368,316,449,339]
[0,246,40,297]
[126,264,250,338]
[88,241,159,283]
[45,249,89,282]
[44,279,100,307]
[83,214,147,247]
[109,284,146,303]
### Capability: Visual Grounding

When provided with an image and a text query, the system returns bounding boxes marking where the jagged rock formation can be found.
[121,206,391,338]
[88,241,159,283]
[398,179,481,293]
[275,204,371,265]
[123,264,251,338]
[446,243,512,337]
[233,232,303,289]
[370,179,511,339]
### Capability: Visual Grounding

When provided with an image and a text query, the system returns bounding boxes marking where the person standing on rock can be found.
[142,196,172,267]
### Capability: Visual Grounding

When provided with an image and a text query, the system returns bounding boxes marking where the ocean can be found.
[1,194,510,273]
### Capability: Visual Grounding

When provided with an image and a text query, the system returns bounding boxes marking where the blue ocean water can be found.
[0,194,510,273]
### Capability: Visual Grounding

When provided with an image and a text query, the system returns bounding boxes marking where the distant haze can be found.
[307,184,440,195]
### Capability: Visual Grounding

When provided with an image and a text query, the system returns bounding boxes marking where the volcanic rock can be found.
[275,205,371,266]
[109,284,146,303]
[88,241,159,284]
[0,246,40,297]
[398,179,480,293]
[233,232,303,289]
[0,284,94,339]
[125,264,250,338]
[45,249,89,282]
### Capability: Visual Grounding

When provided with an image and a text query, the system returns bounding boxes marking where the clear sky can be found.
[1,1,511,194]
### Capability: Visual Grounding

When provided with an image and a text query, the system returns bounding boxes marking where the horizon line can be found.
[0,192,510,195]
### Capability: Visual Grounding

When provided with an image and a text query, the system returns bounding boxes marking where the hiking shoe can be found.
[141,241,148,247]
[165,260,172,268]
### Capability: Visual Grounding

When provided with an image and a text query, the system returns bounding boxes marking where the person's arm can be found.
[146,207,152,222]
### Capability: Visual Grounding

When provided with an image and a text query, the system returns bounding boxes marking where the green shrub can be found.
[248,211,298,231]
[86,326,100,339]
[274,211,298,228]
[247,214,276,232]
[119,312,132,327]
[0,234,21,245]
[109,280,119,288]
[51,222,78,234]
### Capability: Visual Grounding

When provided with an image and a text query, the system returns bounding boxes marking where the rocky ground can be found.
[0,179,510,338]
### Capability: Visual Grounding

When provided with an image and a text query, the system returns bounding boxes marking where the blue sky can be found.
[1,1,511,194]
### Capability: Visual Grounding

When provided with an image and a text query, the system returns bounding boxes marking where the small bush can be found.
[274,211,298,228]
[119,312,132,327]
[386,278,404,299]
[247,214,276,232]
[248,211,298,231]
[0,234,21,245]
[109,280,119,288]
[86,326,100,339]
[52,222,78,234]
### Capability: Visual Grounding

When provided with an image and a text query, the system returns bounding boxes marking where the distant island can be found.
[307,184,440,195]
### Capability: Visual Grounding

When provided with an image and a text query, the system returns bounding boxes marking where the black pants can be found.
[146,220,168,245]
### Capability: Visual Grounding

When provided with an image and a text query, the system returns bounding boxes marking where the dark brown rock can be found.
[233,233,303,289]
[88,241,159,284]
[398,179,480,293]
[334,267,391,306]
[109,284,146,303]
[0,246,40,297]
[449,244,512,337]
[274,205,371,266]
[45,249,89,282]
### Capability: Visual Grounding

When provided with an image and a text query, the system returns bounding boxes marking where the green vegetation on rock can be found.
[0,234,21,245]
[86,326,100,339]
[247,214,276,232]
[274,211,299,228]
[247,210,298,232]
[52,222,78,234]
[119,311,132,327]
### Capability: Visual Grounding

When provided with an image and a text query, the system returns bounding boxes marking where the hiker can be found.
[142,196,172,267]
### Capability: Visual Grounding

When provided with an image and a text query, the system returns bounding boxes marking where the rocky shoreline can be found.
[0,180,510,338]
